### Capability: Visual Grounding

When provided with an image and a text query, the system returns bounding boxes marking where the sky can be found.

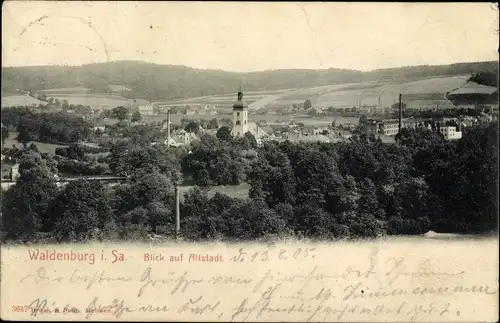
[2,2,499,72]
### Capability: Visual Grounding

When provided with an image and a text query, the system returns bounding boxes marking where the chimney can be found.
[398,94,403,134]
[167,110,171,148]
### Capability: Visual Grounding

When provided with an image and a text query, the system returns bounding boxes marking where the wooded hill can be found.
[2,60,497,102]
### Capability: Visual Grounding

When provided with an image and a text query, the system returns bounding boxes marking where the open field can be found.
[51,95,135,109]
[311,75,470,109]
[38,87,92,93]
[377,75,470,107]
[68,74,470,113]
[33,87,150,110]
[1,95,45,108]
[3,75,471,115]
[3,134,68,154]
[250,76,469,110]
[177,182,250,202]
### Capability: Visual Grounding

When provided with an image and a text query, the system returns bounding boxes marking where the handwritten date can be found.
[229,247,316,263]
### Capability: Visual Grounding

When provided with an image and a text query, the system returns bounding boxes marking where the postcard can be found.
[1,1,498,322]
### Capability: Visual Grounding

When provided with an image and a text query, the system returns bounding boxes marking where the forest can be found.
[1,107,93,145]
[1,116,497,243]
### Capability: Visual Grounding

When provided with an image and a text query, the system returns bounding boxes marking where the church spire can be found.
[233,84,248,137]
[237,85,243,101]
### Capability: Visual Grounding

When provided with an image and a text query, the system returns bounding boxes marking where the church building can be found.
[232,88,248,137]
[231,87,268,144]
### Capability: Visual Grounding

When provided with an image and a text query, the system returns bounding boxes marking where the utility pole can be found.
[175,185,180,239]
[398,94,403,134]
[166,110,171,148]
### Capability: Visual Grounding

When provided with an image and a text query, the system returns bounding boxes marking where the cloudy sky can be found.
[2,2,498,71]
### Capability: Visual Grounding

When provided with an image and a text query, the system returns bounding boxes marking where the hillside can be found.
[1,60,497,102]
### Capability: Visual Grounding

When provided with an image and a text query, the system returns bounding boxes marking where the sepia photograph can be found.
[0,1,498,322]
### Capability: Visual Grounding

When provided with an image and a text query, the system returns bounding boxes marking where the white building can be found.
[280,134,331,143]
[247,122,268,145]
[439,126,462,140]
[164,129,199,147]
[11,164,20,182]
[379,119,417,136]
[138,104,155,115]
[232,90,249,137]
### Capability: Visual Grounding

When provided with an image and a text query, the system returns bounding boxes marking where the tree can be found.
[131,111,142,122]
[1,126,8,144]
[391,102,407,110]
[184,121,200,134]
[17,127,33,146]
[308,109,318,117]
[109,143,161,176]
[237,132,258,149]
[62,100,69,110]
[248,149,296,207]
[1,151,58,241]
[114,169,175,233]
[303,99,312,110]
[395,127,444,151]
[112,106,130,121]
[216,126,232,141]
[358,178,385,219]
[50,180,112,242]
[209,118,219,129]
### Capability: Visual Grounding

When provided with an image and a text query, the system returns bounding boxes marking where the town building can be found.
[138,104,155,115]
[280,134,331,143]
[438,125,462,140]
[365,119,379,136]
[232,89,249,137]
[93,125,106,133]
[379,118,417,136]
[164,129,199,147]
[11,164,20,182]
[247,122,268,145]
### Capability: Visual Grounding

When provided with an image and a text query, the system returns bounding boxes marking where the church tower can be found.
[232,86,248,137]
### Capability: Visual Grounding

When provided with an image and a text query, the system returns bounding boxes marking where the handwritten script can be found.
[2,240,498,321]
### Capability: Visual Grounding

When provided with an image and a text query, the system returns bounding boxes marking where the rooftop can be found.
[233,91,248,109]
[447,82,498,96]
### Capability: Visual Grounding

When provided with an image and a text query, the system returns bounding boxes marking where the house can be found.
[11,164,20,182]
[312,127,329,135]
[185,108,196,116]
[284,134,331,143]
[336,130,352,139]
[200,105,218,116]
[108,84,131,95]
[138,104,155,115]
[93,126,106,133]
[364,119,379,136]
[247,122,268,145]
[379,118,417,136]
[438,125,462,140]
[164,129,199,147]
[446,81,498,110]
[95,133,112,146]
